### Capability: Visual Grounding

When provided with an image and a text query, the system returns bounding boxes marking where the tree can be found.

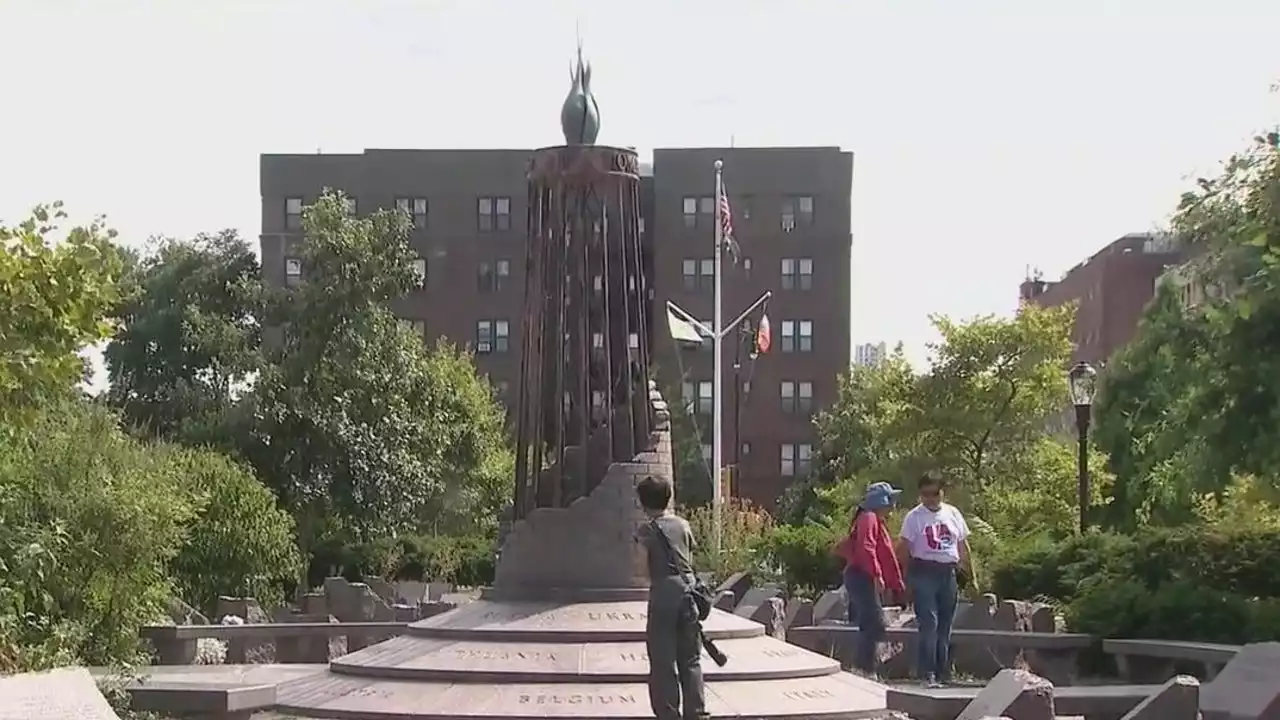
[812,304,1102,542]
[105,230,265,445]
[1094,129,1280,527]
[0,203,124,425]
[246,191,512,540]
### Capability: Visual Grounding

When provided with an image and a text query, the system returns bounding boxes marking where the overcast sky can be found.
[2,0,1277,373]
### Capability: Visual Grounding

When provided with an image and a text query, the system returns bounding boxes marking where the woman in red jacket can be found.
[834,481,906,676]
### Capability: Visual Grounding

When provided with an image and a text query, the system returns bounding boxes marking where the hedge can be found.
[989,526,1280,644]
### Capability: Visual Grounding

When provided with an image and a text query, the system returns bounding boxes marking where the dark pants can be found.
[646,587,708,720]
[842,566,883,674]
[909,559,958,681]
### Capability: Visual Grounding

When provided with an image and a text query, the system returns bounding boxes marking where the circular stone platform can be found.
[273,599,889,719]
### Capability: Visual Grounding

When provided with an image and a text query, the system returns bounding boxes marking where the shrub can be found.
[683,498,774,582]
[989,532,1137,603]
[307,532,497,588]
[759,523,843,597]
[169,450,303,615]
[0,401,196,671]
[989,525,1280,644]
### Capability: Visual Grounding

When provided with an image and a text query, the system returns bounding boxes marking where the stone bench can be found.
[140,622,410,665]
[1102,638,1240,682]
[126,681,276,720]
[887,682,1162,720]
[788,626,1094,684]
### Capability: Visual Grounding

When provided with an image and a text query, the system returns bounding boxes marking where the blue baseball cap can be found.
[861,481,903,510]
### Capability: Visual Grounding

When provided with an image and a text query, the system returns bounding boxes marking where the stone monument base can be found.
[272,596,889,718]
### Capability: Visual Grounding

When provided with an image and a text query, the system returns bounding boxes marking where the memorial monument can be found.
[264,47,890,718]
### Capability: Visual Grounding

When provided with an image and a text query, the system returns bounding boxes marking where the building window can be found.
[396,197,429,228]
[781,196,814,232]
[741,442,752,456]
[781,381,814,414]
[742,257,753,279]
[798,381,813,414]
[681,381,696,412]
[479,259,511,292]
[781,443,813,477]
[476,319,510,353]
[782,258,814,290]
[780,320,814,353]
[682,259,697,291]
[284,257,302,287]
[697,380,713,415]
[285,197,303,231]
[628,332,639,349]
[478,196,512,232]
[681,196,714,228]
[701,444,713,465]
[592,332,604,349]
[343,197,358,216]
[495,380,510,398]
[699,259,714,291]
[639,217,646,235]
[410,257,427,288]
[740,195,753,220]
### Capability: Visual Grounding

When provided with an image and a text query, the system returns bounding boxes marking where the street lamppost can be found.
[1068,361,1098,534]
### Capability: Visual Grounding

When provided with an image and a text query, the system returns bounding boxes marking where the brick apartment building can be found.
[259,146,853,508]
[1020,232,1183,365]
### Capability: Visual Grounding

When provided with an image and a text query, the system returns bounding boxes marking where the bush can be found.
[683,499,774,582]
[0,401,196,672]
[759,523,843,597]
[989,525,1280,644]
[169,450,303,615]
[989,532,1137,603]
[306,532,496,588]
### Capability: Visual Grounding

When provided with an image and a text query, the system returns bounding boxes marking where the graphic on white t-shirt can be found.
[923,521,955,551]
[901,503,968,563]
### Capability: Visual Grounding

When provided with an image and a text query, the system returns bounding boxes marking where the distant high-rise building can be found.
[259,145,853,510]
[854,342,887,367]
[1020,233,1183,365]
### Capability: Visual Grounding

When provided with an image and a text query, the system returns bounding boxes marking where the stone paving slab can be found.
[0,666,120,720]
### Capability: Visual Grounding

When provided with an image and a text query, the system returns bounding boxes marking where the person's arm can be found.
[852,513,883,587]
[956,511,975,582]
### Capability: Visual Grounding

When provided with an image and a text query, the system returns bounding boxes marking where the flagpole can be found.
[712,159,725,556]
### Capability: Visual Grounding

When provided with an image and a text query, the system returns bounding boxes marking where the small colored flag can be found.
[755,314,772,354]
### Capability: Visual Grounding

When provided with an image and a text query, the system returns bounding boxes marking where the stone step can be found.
[331,634,839,682]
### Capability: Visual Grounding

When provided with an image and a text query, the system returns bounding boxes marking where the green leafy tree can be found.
[247,191,511,540]
[105,230,265,445]
[0,203,124,425]
[812,304,1102,545]
[1094,129,1280,528]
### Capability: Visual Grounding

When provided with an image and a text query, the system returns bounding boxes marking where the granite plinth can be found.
[272,598,890,719]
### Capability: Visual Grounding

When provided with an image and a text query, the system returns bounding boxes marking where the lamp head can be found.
[1068,361,1098,407]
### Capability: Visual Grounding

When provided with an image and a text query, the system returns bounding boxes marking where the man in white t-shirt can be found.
[895,471,973,687]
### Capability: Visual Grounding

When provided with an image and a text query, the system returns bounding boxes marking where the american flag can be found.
[717,181,742,263]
